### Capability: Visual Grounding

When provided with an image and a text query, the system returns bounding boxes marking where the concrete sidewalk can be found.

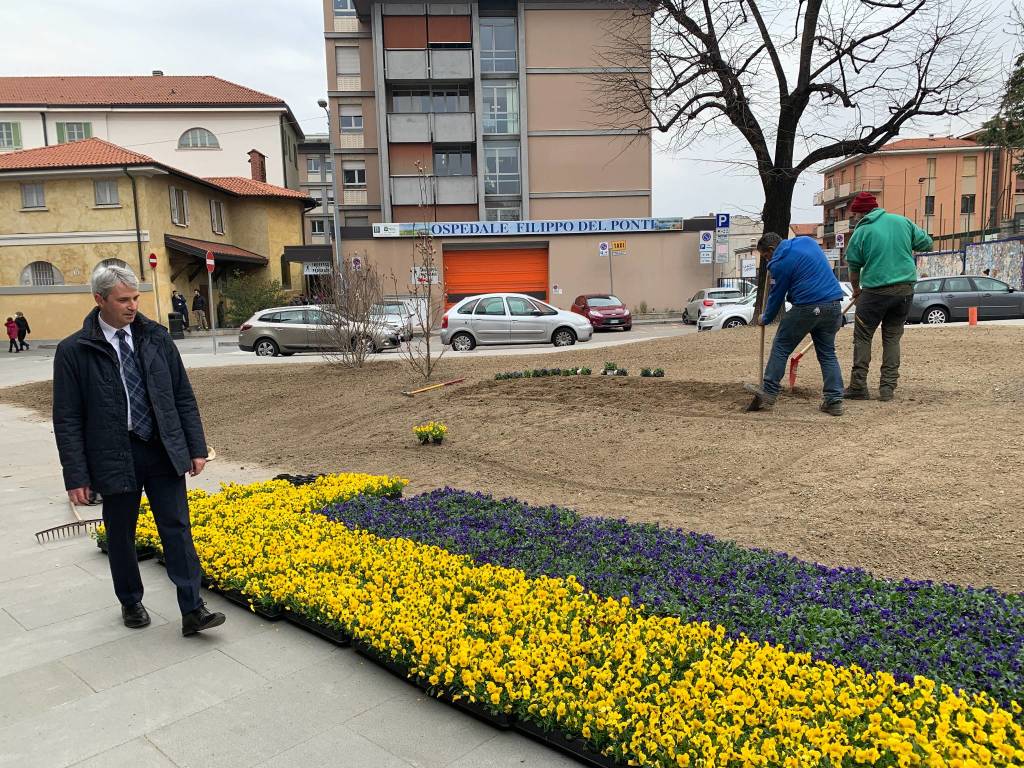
[0,403,575,768]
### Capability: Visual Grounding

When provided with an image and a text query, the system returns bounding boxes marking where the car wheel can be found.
[723,317,746,329]
[623,325,632,331]
[552,327,577,347]
[923,306,948,325]
[254,338,279,357]
[450,332,476,352]
[681,310,690,324]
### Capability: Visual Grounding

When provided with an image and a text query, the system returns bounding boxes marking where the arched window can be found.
[178,127,220,149]
[20,261,64,286]
[96,258,130,271]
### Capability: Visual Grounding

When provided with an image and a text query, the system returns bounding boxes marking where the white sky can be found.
[1,0,1013,227]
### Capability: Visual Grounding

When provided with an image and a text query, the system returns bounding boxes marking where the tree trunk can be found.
[753,177,798,319]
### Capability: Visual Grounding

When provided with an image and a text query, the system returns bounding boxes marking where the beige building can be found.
[0,138,311,339]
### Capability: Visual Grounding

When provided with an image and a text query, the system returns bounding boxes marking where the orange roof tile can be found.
[204,177,312,200]
[0,138,155,170]
[0,75,285,107]
[881,137,978,151]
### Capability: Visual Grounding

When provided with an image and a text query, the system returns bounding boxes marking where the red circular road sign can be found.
[148,253,158,269]
[205,250,215,273]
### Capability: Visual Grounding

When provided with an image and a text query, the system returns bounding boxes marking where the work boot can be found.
[843,387,870,400]
[122,602,151,629]
[878,387,894,402]
[182,603,226,636]
[819,400,844,417]
[743,383,777,410]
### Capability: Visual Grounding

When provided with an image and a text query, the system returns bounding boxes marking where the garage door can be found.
[443,248,549,307]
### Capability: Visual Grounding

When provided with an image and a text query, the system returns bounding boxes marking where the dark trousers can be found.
[7,339,17,352]
[762,301,845,403]
[102,433,203,615]
[17,331,28,350]
[849,290,913,392]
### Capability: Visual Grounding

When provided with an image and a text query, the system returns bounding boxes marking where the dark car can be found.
[910,275,1024,324]
[570,294,632,331]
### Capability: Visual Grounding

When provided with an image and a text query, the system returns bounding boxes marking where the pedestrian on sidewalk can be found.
[14,311,30,350]
[171,290,190,332]
[843,192,932,402]
[52,264,225,637]
[5,317,19,353]
[744,232,847,416]
[191,289,208,331]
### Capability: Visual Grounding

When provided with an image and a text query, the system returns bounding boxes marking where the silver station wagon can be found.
[440,293,594,351]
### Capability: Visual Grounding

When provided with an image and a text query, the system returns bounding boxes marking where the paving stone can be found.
[5,578,116,630]
[0,661,93,728]
[445,730,582,768]
[0,564,101,608]
[256,723,412,768]
[68,737,180,768]
[217,622,340,680]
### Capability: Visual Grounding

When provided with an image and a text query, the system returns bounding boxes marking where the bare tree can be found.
[391,224,447,381]
[598,0,994,309]
[319,251,386,368]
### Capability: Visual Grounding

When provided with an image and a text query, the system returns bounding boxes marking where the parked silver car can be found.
[440,293,594,351]
[682,288,745,324]
[238,305,402,356]
[371,301,416,339]
[910,275,1024,324]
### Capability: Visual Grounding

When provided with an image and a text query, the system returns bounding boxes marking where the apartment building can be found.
[815,136,1024,251]
[297,133,335,244]
[0,75,304,189]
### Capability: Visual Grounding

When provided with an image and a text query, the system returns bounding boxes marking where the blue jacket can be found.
[762,236,844,324]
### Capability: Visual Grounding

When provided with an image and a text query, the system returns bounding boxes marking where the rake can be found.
[35,496,102,543]
[787,296,858,391]
[401,377,466,397]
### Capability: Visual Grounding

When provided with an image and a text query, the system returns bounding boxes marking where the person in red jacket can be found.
[5,317,19,353]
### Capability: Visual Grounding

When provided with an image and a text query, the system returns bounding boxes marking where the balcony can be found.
[387,112,475,143]
[814,177,884,205]
[834,219,851,235]
[385,50,429,80]
[822,222,835,236]
[390,174,478,206]
[384,49,473,81]
[429,49,473,79]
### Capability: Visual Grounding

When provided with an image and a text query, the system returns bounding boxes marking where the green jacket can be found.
[844,209,931,288]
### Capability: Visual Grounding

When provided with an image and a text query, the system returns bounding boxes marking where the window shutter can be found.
[56,123,66,144]
[84,123,93,139]
[335,46,360,75]
[12,122,21,149]
[182,190,189,224]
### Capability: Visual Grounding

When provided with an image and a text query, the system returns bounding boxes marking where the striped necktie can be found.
[115,329,154,440]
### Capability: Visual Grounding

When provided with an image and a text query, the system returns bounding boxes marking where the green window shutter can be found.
[84,123,93,138]
[12,122,21,149]
[56,123,66,144]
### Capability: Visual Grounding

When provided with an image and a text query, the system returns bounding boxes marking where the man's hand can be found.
[68,486,92,505]
[753,314,767,327]
[190,458,207,477]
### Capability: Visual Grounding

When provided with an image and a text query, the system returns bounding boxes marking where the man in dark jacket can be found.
[744,233,847,416]
[191,289,208,331]
[171,290,190,332]
[14,311,30,350]
[53,264,225,636]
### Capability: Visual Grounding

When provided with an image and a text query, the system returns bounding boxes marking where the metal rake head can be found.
[35,518,103,543]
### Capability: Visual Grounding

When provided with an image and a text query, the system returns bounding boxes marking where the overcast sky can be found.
[1,0,1014,226]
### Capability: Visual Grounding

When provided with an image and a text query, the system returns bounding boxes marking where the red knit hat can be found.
[850,191,878,214]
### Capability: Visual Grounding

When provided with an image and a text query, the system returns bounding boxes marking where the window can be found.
[94,179,119,206]
[0,121,21,150]
[210,199,225,234]
[334,0,356,15]
[434,147,473,176]
[325,158,334,177]
[484,144,520,195]
[307,157,321,174]
[973,277,1009,292]
[336,46,361,76]
[178,127,220,149]
[340,105,363,133]
[345,215,370,226]
[342,161,366,187]
[480,18,517,73]
[960,194,976,215]
[20,183,45,209]
[20,261,64,286]
[310,189,324,207]
[529,299,557,315]
[169,186,189,226]
[457,298,480,314]
[914,279,943,294]
[475,297,507,316]
[924,196,935,216]
[390,85,470,113]
[311,219,326,235]
[943,277,972,292]
[506,296,536,316]
[97,258,130,271]
[56,122,92,143]
[485,203,520,221]
[962,156,977,177]
[482,81,519,134]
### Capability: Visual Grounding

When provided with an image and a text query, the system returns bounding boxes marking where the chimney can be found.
[151,70,164,76]
[247,149,267,183]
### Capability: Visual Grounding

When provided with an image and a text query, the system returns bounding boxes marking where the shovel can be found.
[744,323,768,411]
[787,296,858,391]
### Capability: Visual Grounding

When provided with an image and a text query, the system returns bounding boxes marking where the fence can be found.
[915,237,1024,290]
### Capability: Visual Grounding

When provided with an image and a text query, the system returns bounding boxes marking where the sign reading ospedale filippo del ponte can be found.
[372,218,685,238]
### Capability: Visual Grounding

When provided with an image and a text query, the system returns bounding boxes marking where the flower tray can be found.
[351,639,512,729]
[515,719,623,768]
[285,610,351,647]
[207,583,283,621]
[95,540,157,561]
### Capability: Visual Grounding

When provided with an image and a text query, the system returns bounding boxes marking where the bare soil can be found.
[9,325,1024,591]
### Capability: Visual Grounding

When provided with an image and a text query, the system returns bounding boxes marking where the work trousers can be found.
[849,290,913,393]
[101,433,203,615]
[762,301,844,403]
[192,310,208,331]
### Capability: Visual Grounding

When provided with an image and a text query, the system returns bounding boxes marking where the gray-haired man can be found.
[52,265,225,636]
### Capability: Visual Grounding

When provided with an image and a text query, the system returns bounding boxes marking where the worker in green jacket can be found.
[843,192,933,401]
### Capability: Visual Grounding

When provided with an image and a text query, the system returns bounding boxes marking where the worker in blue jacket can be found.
[745,233,846,416]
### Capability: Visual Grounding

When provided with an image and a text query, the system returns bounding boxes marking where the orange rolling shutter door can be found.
[443,248,549,306]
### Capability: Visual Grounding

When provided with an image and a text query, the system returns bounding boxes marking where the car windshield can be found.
[372,304,405,315]
[587,296,623,307]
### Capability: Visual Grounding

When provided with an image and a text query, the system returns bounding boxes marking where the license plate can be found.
[609,319,620,324]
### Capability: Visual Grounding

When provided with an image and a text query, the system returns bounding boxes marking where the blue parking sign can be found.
[716,213,730,229]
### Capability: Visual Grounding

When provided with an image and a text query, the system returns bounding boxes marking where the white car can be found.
[682,287,746,324]
[440,293,594,351]
[698,285,856,331]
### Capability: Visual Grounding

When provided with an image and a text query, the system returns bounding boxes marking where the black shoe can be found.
[182,604,226,636]
[878,388,894,402]
[742,383,777,409]
[819,400,844,416]
[843,387,870,400]
[122,602,151,629]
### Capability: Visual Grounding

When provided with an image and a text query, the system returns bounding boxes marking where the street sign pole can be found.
[608,250,614,294]
[148,252,162,326]
[205,251,217,355]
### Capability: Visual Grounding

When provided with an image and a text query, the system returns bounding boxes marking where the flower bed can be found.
[117,478,1023,766]
[318,489,1024,709]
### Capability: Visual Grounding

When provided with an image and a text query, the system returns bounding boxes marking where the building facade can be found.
[297,134,336,245]
[0,138,311,339]
[0,75,304,189]
[815,136,1024,252]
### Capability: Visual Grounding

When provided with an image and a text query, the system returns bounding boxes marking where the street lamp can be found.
[318,99,343,271]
